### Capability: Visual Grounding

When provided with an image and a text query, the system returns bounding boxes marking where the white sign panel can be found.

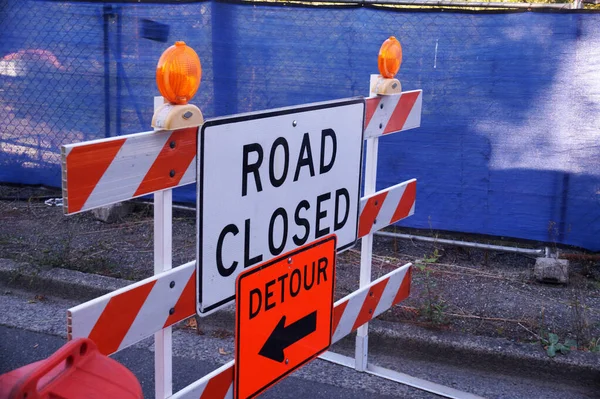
[197,98,365,315]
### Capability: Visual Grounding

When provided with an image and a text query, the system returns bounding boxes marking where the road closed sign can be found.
[197,98,364,315]
[234,235,336,399]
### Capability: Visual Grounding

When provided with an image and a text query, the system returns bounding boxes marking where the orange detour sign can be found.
[234,235,336,399]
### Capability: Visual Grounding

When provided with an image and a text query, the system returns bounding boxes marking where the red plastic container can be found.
[0,338,143,399]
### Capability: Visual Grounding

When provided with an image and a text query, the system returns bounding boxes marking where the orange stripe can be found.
[88,281,156,355]
[133,127,198,197]
[331,300,348,336]
[390,181,416,223]
[200,364,234,399]
[163,270,197,328]
[65,139,126,213]
[364,97,381,130]
[352,277,389,331]
[383,91,420,135]
[393,266,412,305]
[358,191,388,238]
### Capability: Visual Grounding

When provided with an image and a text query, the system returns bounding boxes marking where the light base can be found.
[371,77,402,95]
[152,103,204,130]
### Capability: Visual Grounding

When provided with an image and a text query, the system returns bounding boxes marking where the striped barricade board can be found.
[67,180,416,356]
[61,91,422,215]
[61,127,198,215]
[364,90,422,139]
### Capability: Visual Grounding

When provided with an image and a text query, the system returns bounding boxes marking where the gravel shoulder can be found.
[0,184,599,360]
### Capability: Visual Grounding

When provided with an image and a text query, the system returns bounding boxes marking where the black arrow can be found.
[258,311,317,363]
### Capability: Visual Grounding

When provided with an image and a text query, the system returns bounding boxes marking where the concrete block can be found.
[534,257,569,284]
[91,202,132,223]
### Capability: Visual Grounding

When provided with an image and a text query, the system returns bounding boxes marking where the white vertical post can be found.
[355,75,380,372]
[154,96,173,399]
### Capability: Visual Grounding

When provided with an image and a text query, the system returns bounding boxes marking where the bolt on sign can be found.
[234,235,336,399]
[197,98,365,315]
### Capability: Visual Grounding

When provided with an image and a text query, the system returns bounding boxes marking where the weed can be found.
[392,226,399,258]
[569,292,592,348]
[421,299,447,325]
[416,249,447,326]
[538,307,580,357]
[541,332,577,357]
[419,249,441,266]
[587,337,600,353]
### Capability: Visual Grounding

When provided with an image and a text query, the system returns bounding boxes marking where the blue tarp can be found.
[1,1,598,250]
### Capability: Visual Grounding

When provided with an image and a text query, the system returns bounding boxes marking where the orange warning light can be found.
[156,41,202,105]
[377,36,402,79]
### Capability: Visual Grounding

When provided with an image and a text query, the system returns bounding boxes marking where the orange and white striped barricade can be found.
[61,126,198,215]
[60,39,441,399]
[61,93,420,217]
[364,90,422,140]
[62,96,422,399]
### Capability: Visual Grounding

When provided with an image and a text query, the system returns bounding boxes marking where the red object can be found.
[0,338,143,399]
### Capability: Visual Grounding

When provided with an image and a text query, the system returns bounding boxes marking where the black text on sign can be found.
[198,99,364,315]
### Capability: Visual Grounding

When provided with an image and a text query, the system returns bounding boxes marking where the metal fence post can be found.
[102,5,112,138]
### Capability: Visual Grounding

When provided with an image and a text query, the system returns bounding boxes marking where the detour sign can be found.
[234,235,336,399]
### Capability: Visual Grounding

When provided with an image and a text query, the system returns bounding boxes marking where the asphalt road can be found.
[0,325,402,399]
[0,287,598,399]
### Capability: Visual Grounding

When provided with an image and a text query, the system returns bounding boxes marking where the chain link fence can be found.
[1,0,599,250]
[0,0,214,186]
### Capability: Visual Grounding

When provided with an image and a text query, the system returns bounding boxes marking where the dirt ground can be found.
[1,184,599,356]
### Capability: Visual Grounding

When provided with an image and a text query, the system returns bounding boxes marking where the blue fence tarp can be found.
[0,1,598,250]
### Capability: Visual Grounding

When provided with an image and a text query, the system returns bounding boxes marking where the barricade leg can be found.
[355,76,380,372]
[355,135,378,372]
[154,96,173,399]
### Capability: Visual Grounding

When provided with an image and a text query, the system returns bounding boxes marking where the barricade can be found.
[57,39,478,399]
[63,92,420,399]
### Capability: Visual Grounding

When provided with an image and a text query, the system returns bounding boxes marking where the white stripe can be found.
[171,377,208,398]
[69,297,110,340]
[359,195,367,214]
[364,97,383,139]
[67,262,196,352]
[62,129,158,150]
[119,262,196,351]
[402,91,423,131]
[179,156,197,186]
[373,183,406,232]
[374,263,410,317]
[224,383,234,399]
[83,131,172,210]
[364,95,401,139]
[171,361,235,399]
[331,265,413,344]
[359,179,415,235]
[332,289,368,344]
